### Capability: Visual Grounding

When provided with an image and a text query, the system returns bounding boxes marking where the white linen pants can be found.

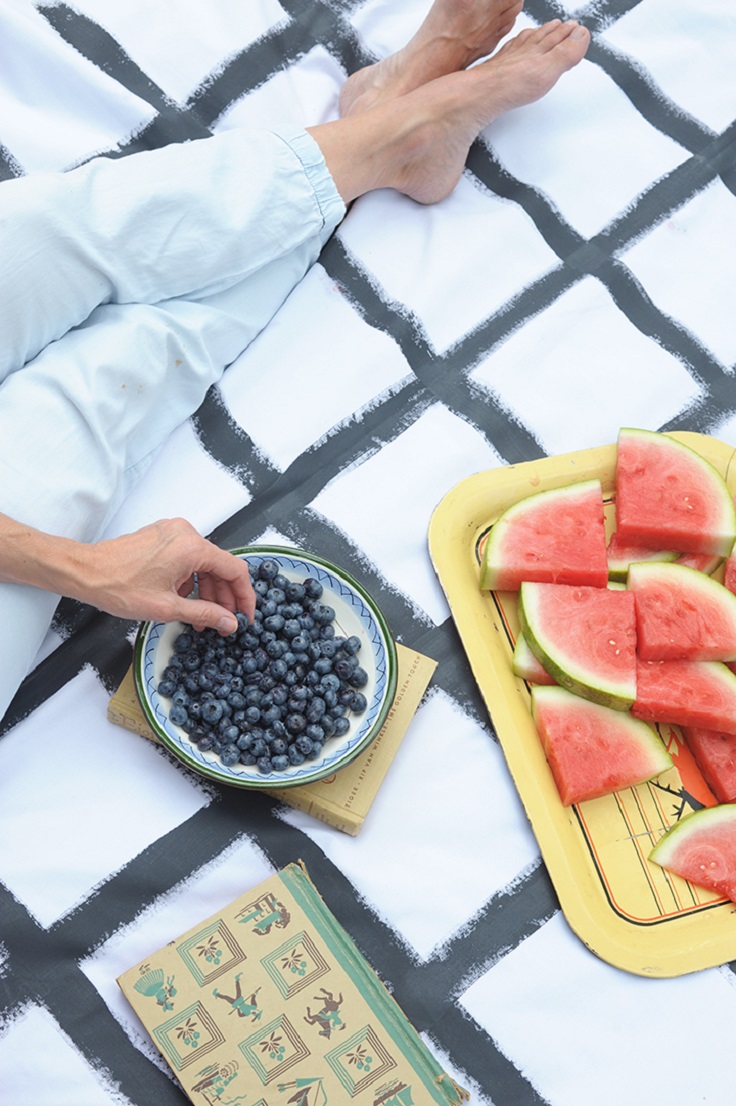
[0,128,346,722]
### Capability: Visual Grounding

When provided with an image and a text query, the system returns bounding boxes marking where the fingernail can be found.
[216,615,236,635]
[571,24,587,39]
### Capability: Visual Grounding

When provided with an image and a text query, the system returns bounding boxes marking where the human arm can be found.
[0,513,255,633]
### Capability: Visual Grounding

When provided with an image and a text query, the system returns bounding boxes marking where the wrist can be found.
[0,516,94,601]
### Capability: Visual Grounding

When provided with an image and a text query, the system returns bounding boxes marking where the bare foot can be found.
[339,0,524,117]
[383,19,590,203]
[311,20,589,206]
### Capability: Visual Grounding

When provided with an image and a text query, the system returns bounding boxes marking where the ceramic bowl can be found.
[133,545,397,789]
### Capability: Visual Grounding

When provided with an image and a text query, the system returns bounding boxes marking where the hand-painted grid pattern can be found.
[1,2,735,1105]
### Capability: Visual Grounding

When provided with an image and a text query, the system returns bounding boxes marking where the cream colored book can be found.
[118,862,468,1105]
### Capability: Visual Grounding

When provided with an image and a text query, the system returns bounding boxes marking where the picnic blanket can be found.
[2,2,736,1104]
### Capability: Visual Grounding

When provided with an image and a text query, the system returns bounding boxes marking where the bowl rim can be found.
[133,544,398,789]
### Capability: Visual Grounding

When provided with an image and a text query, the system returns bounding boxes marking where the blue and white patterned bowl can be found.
[133,545,398,789]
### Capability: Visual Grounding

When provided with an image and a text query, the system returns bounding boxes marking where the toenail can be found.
[571,24,588,39]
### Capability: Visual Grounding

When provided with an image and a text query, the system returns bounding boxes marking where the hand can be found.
[79,518,256,633]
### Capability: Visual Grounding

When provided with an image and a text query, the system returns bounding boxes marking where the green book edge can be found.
[281,861,468,1105]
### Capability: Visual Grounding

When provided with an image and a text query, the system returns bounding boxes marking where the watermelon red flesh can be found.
[628,562,736,662]
[649,805,736,903]
[531,685,672,806]
[633,658,736,734]
[519,583,636,710]
[681,726,736,804]
[615,428,736,556]
[480,479,608,591]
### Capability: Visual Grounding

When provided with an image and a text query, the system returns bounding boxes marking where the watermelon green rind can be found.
[480,479,608,591]
[616,428,736,557]
[606,533,677,583]
[512,634,556,685]
[649,804,736,903]
[519,582,637,711]
[531,685,673,806]
[628,561,736,662]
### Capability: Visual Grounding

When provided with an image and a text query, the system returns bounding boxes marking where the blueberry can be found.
[271,755,289,772]
[250,738,267,758]
[253,579,269,597]
[334,656,357,680]
[344,635,362,655]
[290,634,310,653]
[220,744,240,767]
[350,692,367,713]
[311,602,335,625]
[288,745,306,765]
[333,716,350,737]
[240,752,257,765]
[305,724,325,742]
[271,738,288,756]
[283,619,301,639]
[222,725,240,744]
[197,733,215,752]
[295,735,313,755]
[306,741,323,760]
[258,559,279,582]
[286,713,306,734]
[182,650,201,672]
[349,666,369,689]
[303,578,323,600]
[266,587,286,605]
[173,631,194,654]
[202,700,224,725]
[158,678,176,698]
[273,574,289,591]
[169,704,189,727]
[256,756,274,774]
[269,658,288,681]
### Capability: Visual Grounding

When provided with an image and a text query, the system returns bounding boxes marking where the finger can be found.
[174,596,239,636]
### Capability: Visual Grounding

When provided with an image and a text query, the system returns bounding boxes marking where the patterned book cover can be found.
[118,862,468,1106]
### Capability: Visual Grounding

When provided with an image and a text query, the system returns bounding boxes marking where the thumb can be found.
[174,596,239,635]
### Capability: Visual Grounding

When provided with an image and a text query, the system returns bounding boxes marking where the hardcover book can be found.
[118,862,468,1106]
[108,643,436,835]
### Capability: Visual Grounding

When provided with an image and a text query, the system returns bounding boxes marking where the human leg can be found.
[0,129,344,382]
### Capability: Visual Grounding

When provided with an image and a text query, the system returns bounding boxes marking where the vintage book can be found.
[118,862,468,1105]
[108,643,436,835]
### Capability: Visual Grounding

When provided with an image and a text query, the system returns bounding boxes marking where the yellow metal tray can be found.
[429,432,736,977]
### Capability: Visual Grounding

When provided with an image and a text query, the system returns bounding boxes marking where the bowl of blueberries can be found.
[133,546,398,788]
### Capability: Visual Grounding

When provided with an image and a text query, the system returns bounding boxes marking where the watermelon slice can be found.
[676,550,723,575]
[681,726,736,804]
[480,480,608,591]
[512,634,556,685]
[633,658,736,734]
[724,544,736,594]
[628,561,736,661]
[615,428,736,556]
[519,582,637,710]
[649,805,736,904]
[606,532,676,582]
[531,685,673,806]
